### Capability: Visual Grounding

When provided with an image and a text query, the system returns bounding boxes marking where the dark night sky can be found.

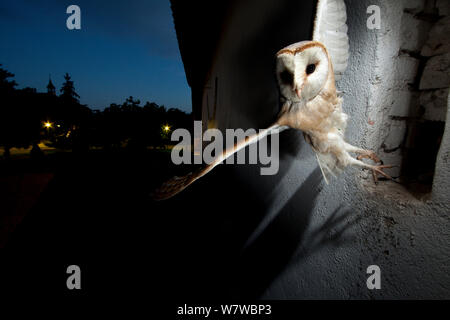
[0,0,192,112]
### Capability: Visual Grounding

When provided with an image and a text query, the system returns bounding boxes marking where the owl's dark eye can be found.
[306,64,316,75]
[279,70,293,86]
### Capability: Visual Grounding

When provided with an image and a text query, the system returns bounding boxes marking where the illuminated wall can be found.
[262,0,450,299]
[173,0,450,298]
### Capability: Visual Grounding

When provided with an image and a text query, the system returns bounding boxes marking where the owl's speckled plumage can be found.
[273,41,392,183]
[152,0,392,200]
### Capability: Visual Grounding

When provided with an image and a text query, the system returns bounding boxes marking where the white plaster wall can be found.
[198,0,449,299]
[260,0,450,299]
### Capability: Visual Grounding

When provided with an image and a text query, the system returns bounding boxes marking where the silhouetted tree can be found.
[122,96,141,112]
[60,73,80,103]
[0,65,192,157]
[0,65,18,158]
[0,64,17,91]
[0,68,46,158]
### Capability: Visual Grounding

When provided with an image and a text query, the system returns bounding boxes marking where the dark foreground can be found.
[0,149,285,301]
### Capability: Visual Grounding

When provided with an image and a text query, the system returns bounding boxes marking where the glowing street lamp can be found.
[44,121,53,128]
[163,124,171,133]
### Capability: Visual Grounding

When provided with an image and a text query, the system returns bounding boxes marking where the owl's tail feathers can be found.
[151,164,215,201]
[314,152,344,184]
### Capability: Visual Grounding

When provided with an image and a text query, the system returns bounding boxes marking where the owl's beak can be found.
[294,80,304,99]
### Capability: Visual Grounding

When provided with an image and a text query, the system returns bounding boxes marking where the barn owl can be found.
[152,0,392,200]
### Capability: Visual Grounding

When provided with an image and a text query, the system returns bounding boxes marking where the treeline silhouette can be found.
[0,64,193,158]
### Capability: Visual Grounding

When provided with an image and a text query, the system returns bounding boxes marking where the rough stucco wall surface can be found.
[258,0,450,299]
[198,0,450,299]
[433,91,450,207]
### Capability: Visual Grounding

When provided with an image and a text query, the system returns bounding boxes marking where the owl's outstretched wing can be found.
[151,124,286,200]
[313,0,349,81]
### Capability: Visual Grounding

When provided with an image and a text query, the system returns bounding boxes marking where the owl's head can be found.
[276,41,332,103]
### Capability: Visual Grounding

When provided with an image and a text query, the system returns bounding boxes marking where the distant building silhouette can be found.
[47,75,55,95]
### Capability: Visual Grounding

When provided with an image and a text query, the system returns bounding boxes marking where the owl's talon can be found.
[372,169,378,183]
[357,151,381,164]
[370,164,394,182]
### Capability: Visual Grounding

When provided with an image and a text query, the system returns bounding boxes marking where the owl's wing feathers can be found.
[311,0,349,182]
[151,165,214,201]
[152,124,286,200]
[312,0,349,81]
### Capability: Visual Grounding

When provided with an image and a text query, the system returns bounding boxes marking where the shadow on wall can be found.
[232,168,322,298]
[167,0,363,299]
[205,0,316,130]
[230,168,360,299]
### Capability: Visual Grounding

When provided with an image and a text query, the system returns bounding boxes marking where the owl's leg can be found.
[343,143,381,164]
[347,156,394,183]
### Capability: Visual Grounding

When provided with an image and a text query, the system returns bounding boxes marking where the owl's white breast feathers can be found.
[329,96,348,134]
[313,0,349,81]
[306,95,349,183]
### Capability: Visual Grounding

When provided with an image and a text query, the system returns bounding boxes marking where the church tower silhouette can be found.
[47,75,56,95]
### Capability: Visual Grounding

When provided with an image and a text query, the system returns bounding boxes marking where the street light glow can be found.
[163,125,170,132]
[44,121,52,128]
